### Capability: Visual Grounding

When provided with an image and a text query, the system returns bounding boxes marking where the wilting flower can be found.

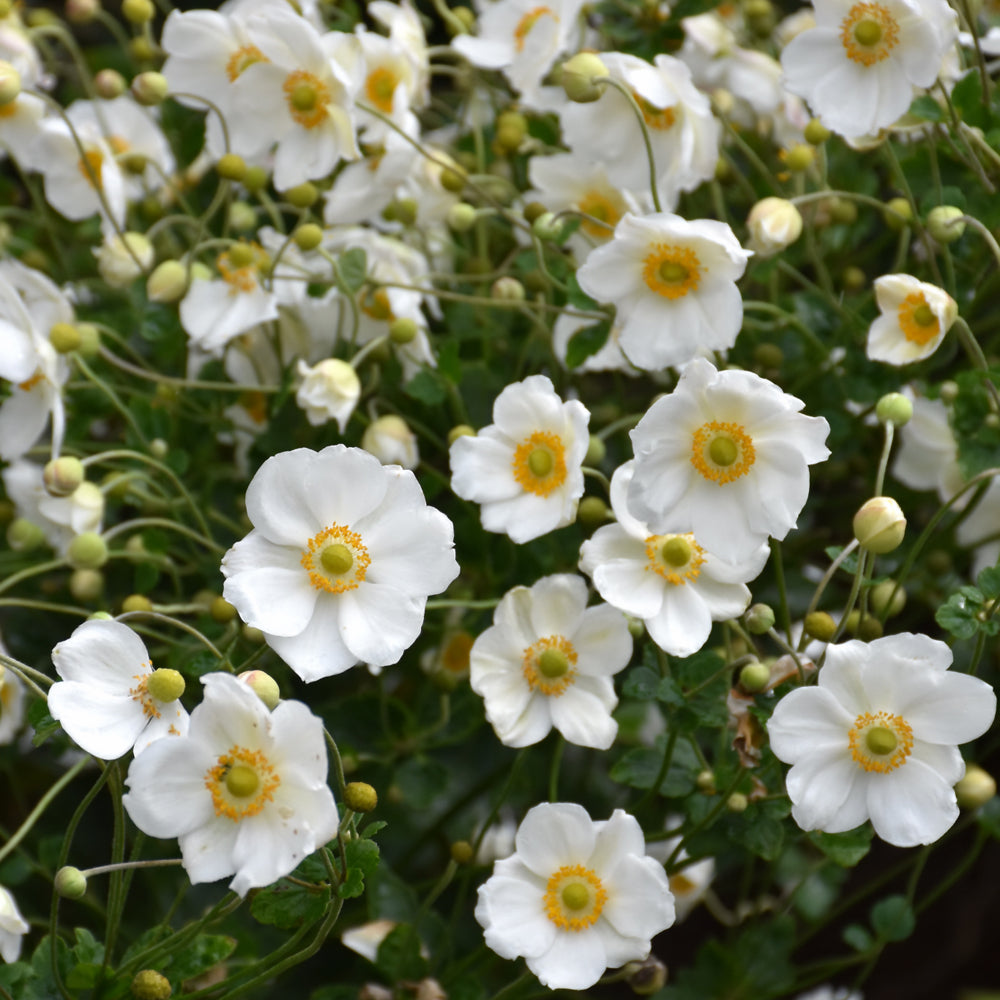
[767,634,996,846]
[123,672,339,896]
[866,274,957,365]
[475,802,675,989]
[450,375,589,543]
[0,886,29,962]
[48,619,189,760]
[469,574,632,749]
[222,445,459,682]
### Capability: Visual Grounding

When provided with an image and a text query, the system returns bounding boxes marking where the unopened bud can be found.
[884,197,912,232]
[344,781,378,813]
[237,669,280,709]
[362,415,418,469]
[696,769,716,794]
[955,764,996,809]
[122,0,154,21]
[146,260,188,303]
[121,594,153,614]
[739,659,771,693]
[875,392,913,426]
[576,496,609,526]
[69,568,104,601]
[926,205,965,243]
[495,110,528,151]
[389,317,418,345]
[447,202,478,232]
[490,276,525,301]
[216,153,247,182]
[94,67,126,99]
[804,610,837,642]
[844,610,883,641]
[624,955,668,995]
[532,211,562,241]
[210,596,237,623]
[450,840,474,865]
[853,496,905,554]
[131,969,172,1000]
[293,223,323,251]
[448,424,476,445]
[803,118,830,145]
[131,71,168,106]
[7,517,45,551]
[55,866,88,899]
[242,166,269,193]
[49,321,82,353]
[97,232,153,287]
[68,532,108,569]
[66,0,101,23]
[783,144,814,172]
[745,603,775,635]
[746,198,803,256]
[727,792,749,813]
[561,52,608,103]
[44,456,85,496]
[868,580,906,618]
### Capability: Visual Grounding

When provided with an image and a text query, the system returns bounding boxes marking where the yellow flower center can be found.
[544,864,607,930]
[301,523,371,594]
[441,631,474,674]
[78,147,104,189]
[633,91,677,131]
[848,710,914,773]
[690,421,756,485]
[512,430,567,496]
[646,532,705,585]
[226,44,268,83]
[17,370,46,392]
[513,6,556,51]
[840,2,899,65]
[366,66,400,113]
[897,292,940,345]
[577,190,622,239]
[217,242,270,295]
[205,745,280,821]
[522,635,578,696]
[128,661,159,720]
[283,70,331,129]
[643,244,701,299]
[360,287,393,321]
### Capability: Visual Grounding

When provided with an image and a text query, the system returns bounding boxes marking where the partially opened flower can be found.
[48,619,189,760]
[122,672,339,896]
[469,574,632,749]
[576,213,751,371]
[866,274,956,365]
[450,375,589,543]
[475,802,675,990]
[222,445,460,682]
[295,357,360,430]
[767,634,996,846]
[628,358,830,561]
[0,885,29,962]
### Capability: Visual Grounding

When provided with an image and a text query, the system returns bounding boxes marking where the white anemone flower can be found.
[628,358,831,562]
[122,672,339,896]
[475,802,675,990]
[370,0,431,105]
[767,634,996,847]
[354,28,421,147]
[295,357,361,430]
[450,375,590,543]
[469,574,632,749]
[891,392,963,502]
[221,445,460,682]
[580,462,769,656]
[576,212,751,371]
[866,274,957,365]
[48,619,189,760]
[780,0,957,139]
[0,886,29,963]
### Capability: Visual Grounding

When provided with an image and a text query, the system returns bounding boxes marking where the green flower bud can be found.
[228,201,258,231]
[131,969,172,1000]
[739,659,771,693]
[76,323,101,358]
[122,0,154,23]
[242,166,269,193]
[561,52,608,103]
[210,596,237,623]
[237,669,280,710]
[884,197,912,232]
[242,625,265,643]
[955,764,996,810]
[216,153,247,182]
[726,792,749,813]
[875,392,913,426]
[531,211,562,241]
[803,118,830,145]
[146,260,188,303]
[129,37,156,63]
[841,265,866,292]
[66,0,100,24]
[122,594,153,614]
[344,781,378,813]
[7,517,45,551]
[926,206,965,243]
[522,201,548,225]
[744,603,775,635]
[293,223,323,251]
[624,955,668,995]
[50,321,82,354]
[853,496,906,554]
[389,317,418,345]
[44,456,85,496]
[448,424,476,445]
[55,865,88,899]
[696,769,716,793]
[439,165,466,193]
[490,276,525,301]
[584,434,606,466]
[131,71,168,107]
[868,580,906,618]
[576,496,609,526]
[783,144,814,172]
[68,532,108,569]
[69,568,104,602]
[804,610,837,642]
[94,68,127,100]
[450,840,474,865]
[447,202,478,232]
[753,343,783,370]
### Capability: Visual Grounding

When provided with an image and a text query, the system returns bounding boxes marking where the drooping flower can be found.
[866,274,957,365]
[580,462,769,656]
[576,213,751,371]
[780,0,958,139]
[0,885,29,963]
[221,445,460,682]
[469,574,632,749]
[122,672,339,896]
[767,633,996,846]
[48,619,189,760]
[475,802,675,990]
[628,358,830,561]
[294,357,361,430]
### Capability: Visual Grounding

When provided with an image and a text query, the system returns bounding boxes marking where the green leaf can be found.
[336,247,368,294]
[610,736,699,797]
[166,935,238,983]
[404,369,447,407]
[843,923,874,951]
[977,565,1000,600]
[65,963,103,989]
[71,927,104,965]
[565,320,610,369]
[565,272,598,311]
[952,69,990,130]
[622,665,660,701]
[394,755,449,808]
[935,591,982,640]
[870,895,915,942]
[337,837,380,899]
[729,809,784,861]
[908,95,944,122]
[252,882,330,929]
[976,795,1000,839]
[27,700,61,747]
[376,924,428,982]
[808,826,873,867]
[825,544,861,576]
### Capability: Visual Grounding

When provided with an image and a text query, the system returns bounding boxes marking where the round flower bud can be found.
[627,616,645,639]
[696,769,716,794]
[122,594,153,614]
[131,970,172,1000]
[744,603,775,635]
[844,610,883,641]
[149,439,168,460]
[215,153,246,182]
[830,198,857,225]
[242,625,265,643]
[389,317,418,345]
[49,321,81,353]
[884,197,912,232]
[841,265,866,292]
[726,792,749,813]
[69,568,104,601]
[868,580,906,618]
[131,71,168,107]
[7,517,45,551]
[66,0,100,24]
[94,68,126,100]
[97,232,153,287]
[926,206,965,243]
[210,596,237,623]
[451,5,475,31]
[450,840,474,865]
[228,201,258,231]
[361,414,419,469]
[76,322,100,358]
[67,531,108,569]
[44,456,85,496]
[237,669,280,709]
[804,610,837,642]
[146,260,188,303]
[242,166,269,193]
[561,52,608,103]
[146,668,185,703]
[522,201,548,225]
[955,764,996,809]
[447,202,478,232]
[344,781,378,813]
[495,114,527,153]
[577,496,609,526]
[739,659,771,693]
[439,165,466,193]
[853,496,906,554]
[387,197,418,226]
[122,0,154,22]
[803,118,830,145]
[584,434,606,466]
[783,144,814,172]
[293,223,323,251]
[875,392,913,427]
[753,343,783,370]
[746,198,803,256]
[490,276,525,301]
[285,182,318,208]
[624,955,668,995]
[54,866,88,899]
[531,211,562,241]
[448,424,476,445]
[89,611,113,621]
[0,61,20,107]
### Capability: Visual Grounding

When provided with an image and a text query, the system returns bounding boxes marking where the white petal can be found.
[898,669,996,744]
[571,604,633,677]
[265,599,359,681]
[515,802,596,877]
[48,683,146,759]
[362,505,459,597]
[867,758,959,846]
[550,682,618,749]
[244,449,321,546]
[528,926,607,990]
[602,853,675,940]
[178,819,240,886]
[767,686,854,763]
[785,749,864,832]
[338,583,425,666]
[475,861,555,959]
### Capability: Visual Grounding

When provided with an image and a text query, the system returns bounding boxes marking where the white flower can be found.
[361,414,419,469]
[295,358,360,430]
[354,28,421,147]
[628,358,831,561]
[341,919,400,962]
[469,574,631,749]
[891,392,962,501]
[222,445,460,682]
[746,198,804,257]
[767,634,996,847]
[475,802,675,990]
[866,274,956,365]
[48,619,189,760]
[780,0,957,139]
[450,375,590,543]
[576,213,751,371]
[0,659,25,745]
[0,885,29,963]
[122,672,339,896]
[580,462,769,656]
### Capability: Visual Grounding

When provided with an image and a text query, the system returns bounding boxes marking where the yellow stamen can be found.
[848,710,913,773]
[226,44,268,83]
[283,70,331,129]
[511,430,567,496]
[205,745,280,821]
[128,661,159,720]
[577,190,621,239]
[643,244,701,299]
[633,91,677,130]
[365,66,399,114]
[897,292,940,345]
[646,532,705,585]
[522,635,578,696]
[513,6,556,52]
[840,2,899,65]
[544,864,606,930]
[301,523,371,594]
[690,421,755,485]
[78,148,103,189]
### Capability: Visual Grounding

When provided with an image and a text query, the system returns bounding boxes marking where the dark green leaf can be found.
[843,923,874,951]
[65,963,103,989]
[951,69,990,130]
[376,924,427,982]
[808,826,873,867]
[935,592,982,640]
[167,935,238,983]
[622,665,660,701]
[252,882,330,929]
[610,737,699,796]
[729,809,784,861]
[394,755,449,808]
[404,369,447,407]
[908,96,944,122]
[27,700,61,747]
[977,565,1000,600]
[337,247,368,294]
[71,927,104,965]
[565,320,610,369]
[870,895,915,942]
[565,272,598,311]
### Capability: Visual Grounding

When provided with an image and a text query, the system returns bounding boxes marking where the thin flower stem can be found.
[873,420,895,496]
[830,548,869,645]
[955,213,1000,271]
[102,516,224,554]
[803,538,860,629]
[666,768,746,869]
[766,627,806,683]
[324,727,348,797]
[73,354,150,445]
[0,652,53,695]
[769,539,792,641]
[635,726,679,808]
[98,345,282,394]
[81,859,184,879]
[548,735,565,802]
[952,317,1000,412]
[115,610,224,660]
